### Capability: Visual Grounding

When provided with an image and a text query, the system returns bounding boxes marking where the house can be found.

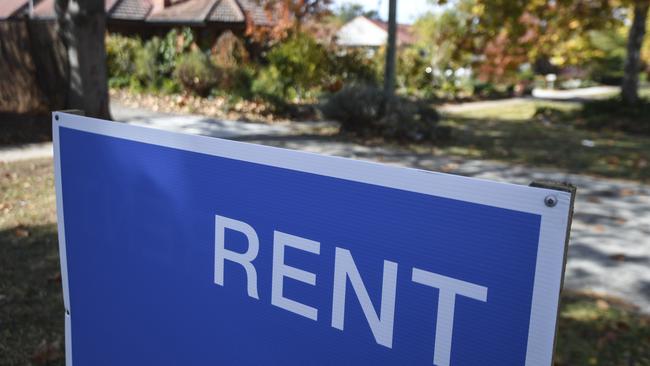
[0,0,273,114]
[2,0,271,42]
[335,15,415,48]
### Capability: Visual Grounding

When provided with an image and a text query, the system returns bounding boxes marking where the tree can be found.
[384,0,397,99]
[246,0,332,43]
[622,0,649,104]
[334,3,380,23]
[449,0,618,83]
[438,0,648,100]
[55,0,111,119]
[414,1,475,84]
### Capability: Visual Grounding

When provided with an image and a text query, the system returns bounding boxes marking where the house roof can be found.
[110,0,153,20]
[237,0,271,26]
[32,0,117,19]
[0,0,27,19]
[147,0,216,23]
[19,0,269,25]
[335,16,416,47]
[208,0,245,22]
[32,0,56,19]
[368,18,416,46]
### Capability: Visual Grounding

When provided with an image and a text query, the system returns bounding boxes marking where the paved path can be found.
[3,102,649,312]
[257,137,650,312]
[439,86,619,114]
[0,142,53,163]
[531,86,619,100]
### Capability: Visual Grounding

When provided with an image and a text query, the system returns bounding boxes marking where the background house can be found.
[335,15,415,48]
[0,0,272,115]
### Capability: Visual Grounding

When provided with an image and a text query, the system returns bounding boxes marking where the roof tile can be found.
[110,0,152,20]
[146,0,217,23]
[208,0,244,23]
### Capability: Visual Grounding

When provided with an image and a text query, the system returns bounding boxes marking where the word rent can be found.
[213,215,488,366]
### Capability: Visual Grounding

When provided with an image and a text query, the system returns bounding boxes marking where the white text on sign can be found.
[213,215,488,366]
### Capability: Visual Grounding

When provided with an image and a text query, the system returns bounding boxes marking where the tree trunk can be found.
[55,0,111,119]
[383,0,397,100]
[621,1,649,105]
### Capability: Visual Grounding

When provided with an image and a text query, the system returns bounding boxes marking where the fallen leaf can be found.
[48,271,62,283]
[31,339,63,365]
[609,254,626,262]
[615,321,630,331]
[596,299,610,310]
[441,163,459,172]
[14,227,29,238]
[586,196,602,203]
[619,188,634,197]
[593,225,606,233]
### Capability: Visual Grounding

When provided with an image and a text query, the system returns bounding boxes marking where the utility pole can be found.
[383,0,397,100]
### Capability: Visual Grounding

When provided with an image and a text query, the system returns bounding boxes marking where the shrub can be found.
[211,31,250,91]
[211,31,249,68]
[472,81,511,99]
[229,65,257,99]
[320,84,383,133]
[159,27,195,76]
[251,66,291,105]
[327,48,380,91]
[133,37,161,89]
[106,34,142,88]
[396,47,433,96]
[130,28,195,92]
[321,85,446,142]
[253,33,328,102]
[174,51,219,97]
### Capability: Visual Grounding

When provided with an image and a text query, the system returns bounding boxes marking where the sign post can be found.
[54,112,575,366]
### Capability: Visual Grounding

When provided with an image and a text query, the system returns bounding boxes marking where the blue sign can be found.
[54,112,573,366]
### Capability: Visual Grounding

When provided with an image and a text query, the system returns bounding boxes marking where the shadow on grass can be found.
[0,114,52,146]
[438,106,650,181]
[1,222,647,365]
[555,291,650,365]
[0,223,63,366]
[579,98,650,136]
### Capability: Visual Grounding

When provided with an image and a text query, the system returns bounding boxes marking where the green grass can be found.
[435,99,650,181]
[555,292,650,365]
[1,158,649,365]
[0,159,62,366]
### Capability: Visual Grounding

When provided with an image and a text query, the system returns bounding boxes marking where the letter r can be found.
[214,215,260,299]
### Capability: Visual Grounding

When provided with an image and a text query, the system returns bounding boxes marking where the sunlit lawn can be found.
[1,158,649,365]
[434,98,650,181]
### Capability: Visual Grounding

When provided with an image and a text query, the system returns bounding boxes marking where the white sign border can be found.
[53,112,572,366]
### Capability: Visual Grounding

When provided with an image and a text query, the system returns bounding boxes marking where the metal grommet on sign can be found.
[544,195,558,207]
[55,114,59,121]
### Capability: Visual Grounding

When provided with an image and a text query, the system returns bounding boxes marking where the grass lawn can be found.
[1,158,649,365]
[433,98,650,181]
